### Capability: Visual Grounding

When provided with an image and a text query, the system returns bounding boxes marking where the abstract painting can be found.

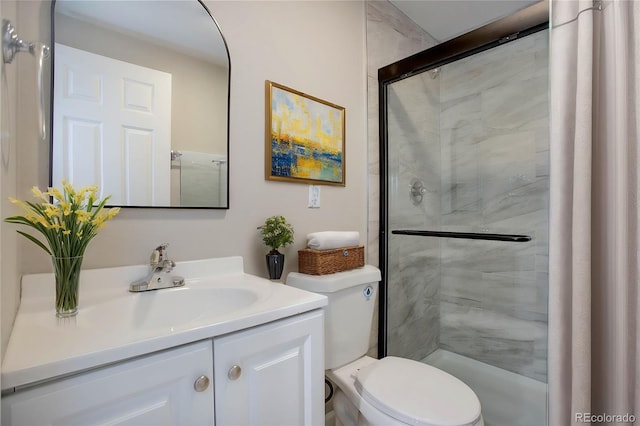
[265,81,345,186]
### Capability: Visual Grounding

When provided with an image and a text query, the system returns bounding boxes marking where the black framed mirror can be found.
[51,0,230,208]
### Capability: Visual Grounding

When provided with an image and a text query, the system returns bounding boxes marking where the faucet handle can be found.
[150,243,170,268]
[155,243,169,253]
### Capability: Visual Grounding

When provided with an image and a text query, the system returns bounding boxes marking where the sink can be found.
[83,285,261,330]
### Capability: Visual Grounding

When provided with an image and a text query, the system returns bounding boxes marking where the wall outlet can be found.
[308,185,320,208]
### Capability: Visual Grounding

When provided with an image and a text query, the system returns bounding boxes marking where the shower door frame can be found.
[377,1,549,359]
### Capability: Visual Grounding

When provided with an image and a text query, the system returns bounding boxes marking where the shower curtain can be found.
[549,0,640,425]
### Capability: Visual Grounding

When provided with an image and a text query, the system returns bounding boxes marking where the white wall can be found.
[2,1,367,354]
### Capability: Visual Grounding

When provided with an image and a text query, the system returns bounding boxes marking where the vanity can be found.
[1,257,327,425]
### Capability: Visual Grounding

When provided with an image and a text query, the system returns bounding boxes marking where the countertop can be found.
[1,256,327,391]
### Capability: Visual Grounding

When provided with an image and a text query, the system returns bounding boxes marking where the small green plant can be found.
[258,215,294,254]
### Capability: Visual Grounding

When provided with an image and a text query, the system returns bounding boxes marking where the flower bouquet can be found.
[5,181,120,317]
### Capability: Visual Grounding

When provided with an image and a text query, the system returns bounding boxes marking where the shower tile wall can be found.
[366,1,437,356]
[386,73,442,361]
[438,31,549,382]
[366,1,437,268]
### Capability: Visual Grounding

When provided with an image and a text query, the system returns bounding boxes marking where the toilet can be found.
[286,265,484,426]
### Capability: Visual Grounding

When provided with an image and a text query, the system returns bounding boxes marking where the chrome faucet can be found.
[129,244,185,292]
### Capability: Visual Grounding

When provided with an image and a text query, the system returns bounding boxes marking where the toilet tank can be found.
[286,265,381,369]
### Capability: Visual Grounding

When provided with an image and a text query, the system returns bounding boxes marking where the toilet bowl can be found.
[286,266,484,426]
[328,356,483,426]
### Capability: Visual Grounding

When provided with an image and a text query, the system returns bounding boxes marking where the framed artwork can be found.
[265,81,345,186]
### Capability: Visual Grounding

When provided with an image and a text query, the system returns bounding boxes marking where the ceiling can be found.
[389,0,541,42]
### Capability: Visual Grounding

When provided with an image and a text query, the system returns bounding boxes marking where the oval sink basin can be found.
[83,286,260,330]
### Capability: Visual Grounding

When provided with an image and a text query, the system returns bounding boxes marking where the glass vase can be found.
[52,255,84,318]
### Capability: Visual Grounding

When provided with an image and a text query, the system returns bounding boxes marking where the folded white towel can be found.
[306,231,360,250]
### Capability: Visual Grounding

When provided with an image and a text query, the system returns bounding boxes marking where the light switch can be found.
[308,185,320,208]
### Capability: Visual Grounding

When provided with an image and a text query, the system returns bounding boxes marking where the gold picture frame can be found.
[265,81,345,186]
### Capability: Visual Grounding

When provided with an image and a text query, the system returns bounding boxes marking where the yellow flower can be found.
[31,187,48,202]
[88,186,98,198]
[75,210,91,223]
[25,213,39,224]
[59,201,71,216]
[47,187,64,202]
[5,182,117,259]
[73,185,95,204]
[106,207,120,219]
[9,197,32,215]
[44,204,60,218]
[36,217,50,228]
[61,180,75,197]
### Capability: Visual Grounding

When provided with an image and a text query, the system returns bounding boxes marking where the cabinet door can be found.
[214,309,324,426]
[2,341,214,426]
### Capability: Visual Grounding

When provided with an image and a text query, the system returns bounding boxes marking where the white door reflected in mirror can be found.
[53,44,172,206]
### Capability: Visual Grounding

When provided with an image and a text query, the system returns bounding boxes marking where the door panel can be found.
[53,43,171,205]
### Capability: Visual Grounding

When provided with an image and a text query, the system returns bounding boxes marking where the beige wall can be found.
[55,14,228,155]
[2,0,367,355]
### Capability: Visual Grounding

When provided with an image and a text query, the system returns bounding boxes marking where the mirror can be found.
[51,0,230,208]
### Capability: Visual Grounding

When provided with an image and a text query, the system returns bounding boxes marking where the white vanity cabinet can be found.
[213,309,325,426]
[2,340,215,425]
[2,310,325,426]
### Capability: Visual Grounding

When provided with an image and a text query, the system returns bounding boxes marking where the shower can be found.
[378,3,549,425]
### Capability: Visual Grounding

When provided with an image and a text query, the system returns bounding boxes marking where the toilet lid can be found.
[354,357,482,426]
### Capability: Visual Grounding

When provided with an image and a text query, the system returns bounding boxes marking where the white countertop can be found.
[2,256,327,391]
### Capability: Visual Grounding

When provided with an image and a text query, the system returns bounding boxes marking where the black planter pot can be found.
[266,251,285,280]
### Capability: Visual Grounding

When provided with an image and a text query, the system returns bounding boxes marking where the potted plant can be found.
[257,215,294,280]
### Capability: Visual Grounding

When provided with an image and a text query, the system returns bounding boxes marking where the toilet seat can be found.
[354,356,482,426]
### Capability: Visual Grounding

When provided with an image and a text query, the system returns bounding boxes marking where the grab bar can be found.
[391,229,532,242]
[2,20,50,141]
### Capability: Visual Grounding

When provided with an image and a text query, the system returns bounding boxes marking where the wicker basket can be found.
[298,246,364,275]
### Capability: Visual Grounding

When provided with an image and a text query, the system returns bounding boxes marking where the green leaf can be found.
[16,231,52,255]
[4,216,35,225]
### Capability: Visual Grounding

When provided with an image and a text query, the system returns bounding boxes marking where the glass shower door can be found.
[382,28,549,426]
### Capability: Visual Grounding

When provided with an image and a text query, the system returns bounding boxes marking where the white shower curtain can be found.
[549,0,640,425]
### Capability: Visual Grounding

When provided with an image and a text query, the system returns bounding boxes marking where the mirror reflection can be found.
[51,0,230,208]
